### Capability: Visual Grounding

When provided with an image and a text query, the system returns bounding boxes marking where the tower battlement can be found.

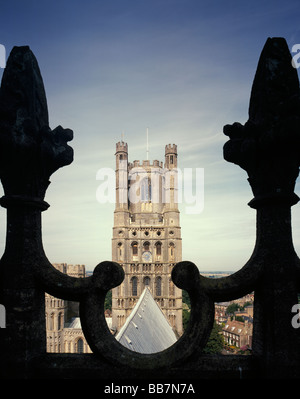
[165,144,177,155]
[116,141,128,154]
[128,159,163,170]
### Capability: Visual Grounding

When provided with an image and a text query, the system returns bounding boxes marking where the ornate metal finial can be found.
[223,37,300,208]
[0,46,73,206]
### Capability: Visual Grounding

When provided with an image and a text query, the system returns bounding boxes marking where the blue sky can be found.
[1,0,300,271]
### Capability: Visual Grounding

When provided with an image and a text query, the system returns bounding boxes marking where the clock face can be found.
[142,251,152,262]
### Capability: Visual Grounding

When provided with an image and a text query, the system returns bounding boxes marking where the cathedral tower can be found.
[112,141,183,336]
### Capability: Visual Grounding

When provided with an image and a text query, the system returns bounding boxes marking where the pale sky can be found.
[0,0,300,271]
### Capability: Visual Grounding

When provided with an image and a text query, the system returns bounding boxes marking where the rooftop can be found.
[115,287,178,354]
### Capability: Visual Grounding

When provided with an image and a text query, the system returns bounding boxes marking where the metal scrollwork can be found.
[1,38,300,378]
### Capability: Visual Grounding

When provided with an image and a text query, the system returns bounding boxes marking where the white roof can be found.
[115,287,177,354]
[68,316,112,329]
[68,317,82,329]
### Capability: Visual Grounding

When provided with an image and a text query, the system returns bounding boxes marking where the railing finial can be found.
[0,46,73,203]
[223,37,300,208]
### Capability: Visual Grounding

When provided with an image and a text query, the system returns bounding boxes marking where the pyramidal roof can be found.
[115,287,177,354]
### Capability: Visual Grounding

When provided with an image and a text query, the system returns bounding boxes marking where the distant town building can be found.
[45,263,92,353]
[215,302,229,325]
[235,305,254,322]
[222,319,253,349]
[214,294,254,351]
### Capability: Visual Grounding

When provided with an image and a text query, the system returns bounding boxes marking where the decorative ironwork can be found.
[0,38,300,379]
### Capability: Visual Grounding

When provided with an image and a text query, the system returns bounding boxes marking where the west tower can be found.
[112,141,183,336]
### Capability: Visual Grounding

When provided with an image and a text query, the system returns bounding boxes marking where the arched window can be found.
[117,242,123,259]
[131,241,138,256]
[144,276,150,287]
[57,312,63,330]
[141,177,151,202]
[131,276,138,296]
[155,241,162,256]
[169,242,175,260]
[169,279,175,296]
[77,338,84,354]
[143,241,150,251]
[169,315,176,328]
[156,276,162,296]
[49,313,54,331]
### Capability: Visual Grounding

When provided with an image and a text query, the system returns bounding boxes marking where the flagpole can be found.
[146,127,149,160]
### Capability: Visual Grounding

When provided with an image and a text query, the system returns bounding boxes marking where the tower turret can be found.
[115,141,128,211]
[116,141,128,160]
[164,144,179,219]
[165,144,177,169]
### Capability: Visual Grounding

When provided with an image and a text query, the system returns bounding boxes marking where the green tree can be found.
[226,303,239,315]
[182,290,190,308]
[240,301,252,310]
[182,290,191,331]
[105,290,112,311]
[203,321,224,354]
[182,308,190,331]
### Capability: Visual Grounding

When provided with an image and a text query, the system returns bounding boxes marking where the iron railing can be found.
[0,37,300,380]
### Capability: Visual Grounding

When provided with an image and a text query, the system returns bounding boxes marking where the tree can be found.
[182,290,191,331]
[226,303,239,315]
[182,290,190,307]
[105,290,112,311]
[182,308,190,331]
[203,321,224,354]
[240,301,252,310]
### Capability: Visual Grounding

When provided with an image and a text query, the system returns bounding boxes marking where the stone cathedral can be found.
[112,141,183,336]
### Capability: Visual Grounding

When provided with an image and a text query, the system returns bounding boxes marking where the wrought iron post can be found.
[223,37,300,377]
